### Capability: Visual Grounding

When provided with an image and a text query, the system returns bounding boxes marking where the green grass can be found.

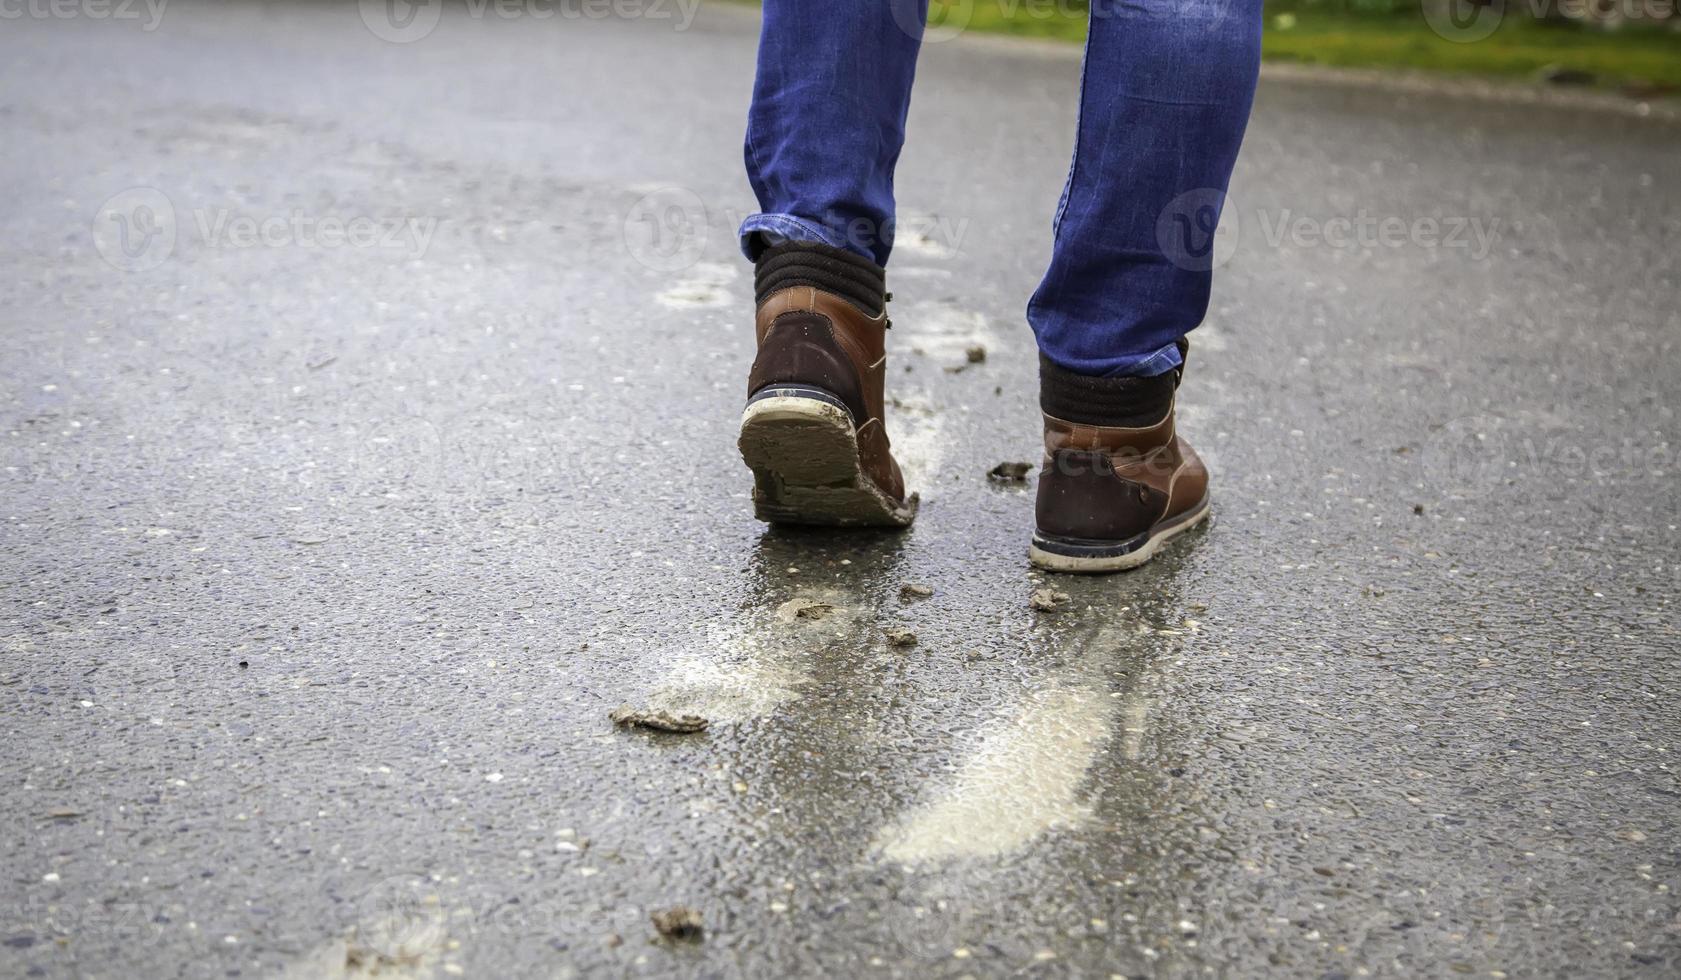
[935,0,1681,90]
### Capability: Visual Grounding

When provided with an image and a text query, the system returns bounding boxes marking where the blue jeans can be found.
[740,0,1262,377]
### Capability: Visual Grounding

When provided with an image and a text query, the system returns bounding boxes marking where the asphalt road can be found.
[2,2,1678,977]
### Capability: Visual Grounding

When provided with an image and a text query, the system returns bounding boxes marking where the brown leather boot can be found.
[738,242,917,527]
[1029,350,1209,572]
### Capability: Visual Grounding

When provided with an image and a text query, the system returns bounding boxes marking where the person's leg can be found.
[735,1,928,527]
[738,0,927,265]
[1028,0,1263,377]
[1029,0,1262,572]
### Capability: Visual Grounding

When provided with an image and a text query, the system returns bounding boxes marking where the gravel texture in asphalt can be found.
[2,2,1678,977]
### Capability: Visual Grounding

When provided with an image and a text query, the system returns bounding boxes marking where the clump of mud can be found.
[610,707,709,734]
[651,906,704,942]
[775,598,839,622]
[885,627,919,648]
[344,941,426,975]
[987,462,1033,483]
[899,583,934,600]
[1029,589,1070,612]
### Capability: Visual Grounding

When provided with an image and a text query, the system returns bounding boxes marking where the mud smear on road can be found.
[774,597,839,622]
[870,613,1181,866]
[644,630,813,724]
[887,299,1009,492]
[653,261,736,309]
[874,682,1114,863]
[884,403,946,497]
[645,584,877,724]
[283,908,451,980]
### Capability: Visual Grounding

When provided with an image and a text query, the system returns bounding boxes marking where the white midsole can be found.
[1028,498,1211,574]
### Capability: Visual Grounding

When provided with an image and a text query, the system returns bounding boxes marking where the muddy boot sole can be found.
[1028,494,1210,573]
[738,389,918,528]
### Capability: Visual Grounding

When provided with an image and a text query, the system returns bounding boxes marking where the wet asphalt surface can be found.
[3,2,1680,977]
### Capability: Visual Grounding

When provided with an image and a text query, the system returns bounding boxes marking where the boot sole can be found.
[1028,493,1210,574]
[738,389,918,528]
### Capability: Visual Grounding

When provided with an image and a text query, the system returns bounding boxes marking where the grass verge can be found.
[942,0,1681,91]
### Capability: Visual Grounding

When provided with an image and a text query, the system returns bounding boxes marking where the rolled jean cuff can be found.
[1118,341,1186,378]
[1044,340,1185,379]
[739,213,869,262]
